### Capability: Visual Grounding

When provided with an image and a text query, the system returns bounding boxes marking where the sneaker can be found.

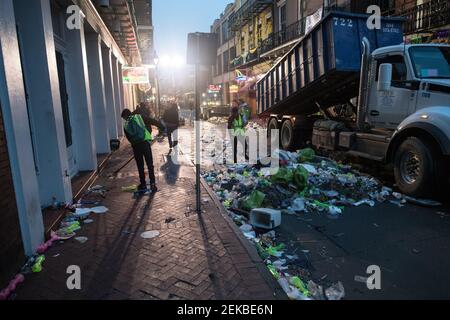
[137,184,148,192]
[150,184,158,193]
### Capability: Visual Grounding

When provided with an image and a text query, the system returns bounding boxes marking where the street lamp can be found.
[153,55,161,118]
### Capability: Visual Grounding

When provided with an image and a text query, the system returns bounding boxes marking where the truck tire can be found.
[281,120,297,151]
[267,118,279,137]
[393,137,439,197]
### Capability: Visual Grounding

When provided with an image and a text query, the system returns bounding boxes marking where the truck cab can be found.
[367,44,450,130]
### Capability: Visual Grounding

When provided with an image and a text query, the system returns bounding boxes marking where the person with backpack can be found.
[162,102,180,151]
[121,108,163,193]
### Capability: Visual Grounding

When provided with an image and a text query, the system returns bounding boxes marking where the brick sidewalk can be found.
[15,137,283,300]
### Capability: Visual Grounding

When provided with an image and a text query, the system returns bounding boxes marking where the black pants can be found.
[132,141,156,187]
[233,136,248,163]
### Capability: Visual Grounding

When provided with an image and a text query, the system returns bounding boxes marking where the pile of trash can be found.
[203,148,407,217]
[0,185,109,300]
[202,147,416,300]
[231,212,345,300]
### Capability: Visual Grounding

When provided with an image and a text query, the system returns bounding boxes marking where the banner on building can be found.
[123,67,149,84]
[305,7,323,34]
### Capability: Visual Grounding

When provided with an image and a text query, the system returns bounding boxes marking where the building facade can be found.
[210,0,449,118]
[0,0,152,287]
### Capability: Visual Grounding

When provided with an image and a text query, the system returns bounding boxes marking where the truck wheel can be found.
[281,120,297,151]
[267,118,279,137]
[393,137,438,197]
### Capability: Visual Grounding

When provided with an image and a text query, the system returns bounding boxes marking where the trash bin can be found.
[110,139,120,151]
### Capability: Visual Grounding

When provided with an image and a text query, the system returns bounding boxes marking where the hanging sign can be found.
[123,67,149,84]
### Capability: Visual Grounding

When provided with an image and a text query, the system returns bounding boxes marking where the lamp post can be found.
[153,55,161,118]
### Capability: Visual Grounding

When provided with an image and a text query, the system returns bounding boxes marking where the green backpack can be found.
[125,115,151,145]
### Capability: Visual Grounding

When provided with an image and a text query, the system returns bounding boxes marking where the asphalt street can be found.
[179,119,450,299]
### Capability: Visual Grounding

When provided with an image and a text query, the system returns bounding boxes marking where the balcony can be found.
[397,0,450,35]
[229,0,272,32]
[259,18,305,56]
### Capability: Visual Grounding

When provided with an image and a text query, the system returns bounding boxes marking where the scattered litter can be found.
[140,230,160,239]
[404,196,442,207]
[31,255,45,273]
[325,281,345,300]
[122,185,138,193]
[412,248,421,254]
[165,217,176,224]
[89,206,109,214]
[250,208,281,229]
[74,236,88,244]
[0,274,25,300]
[83,219,94,224]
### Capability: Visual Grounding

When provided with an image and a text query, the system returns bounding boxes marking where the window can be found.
[230,46,237,60]
[249,25,254,49]
[279,4,287,32]
[222,19,229,43]
[223,50,229,73]
[375,55,407,82]
[409,46,450,79]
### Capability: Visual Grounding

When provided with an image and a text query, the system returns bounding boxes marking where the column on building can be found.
[101,46,118,140]
[13,0,72,206]
[85,33,110,154]
[0,0,43,257]
[65,16,97,171]
[117,62,126,132]
[111,55,123,137]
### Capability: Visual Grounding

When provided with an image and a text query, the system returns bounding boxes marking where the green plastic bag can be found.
[298,148,315,162]
[266,243,286,257]
[270,168,294,185]
[267,264,280,280]
[242,190,266,210]
[293,166,308,191]
[290,276,310,297]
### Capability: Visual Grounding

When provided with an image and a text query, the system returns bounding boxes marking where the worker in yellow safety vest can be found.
[228,103,248,163]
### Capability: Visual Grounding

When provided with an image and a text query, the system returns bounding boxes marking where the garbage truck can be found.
[257,11,450,197]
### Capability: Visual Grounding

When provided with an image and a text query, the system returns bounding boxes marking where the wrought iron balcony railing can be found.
[228,0,273,32]
[397,0,450,34]
[259,18,305,56]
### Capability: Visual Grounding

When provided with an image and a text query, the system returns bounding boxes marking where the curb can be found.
[200,176,288,300]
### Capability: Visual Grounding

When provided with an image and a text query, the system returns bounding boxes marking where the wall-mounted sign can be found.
[123,67,149,84]
[208,84,222,93]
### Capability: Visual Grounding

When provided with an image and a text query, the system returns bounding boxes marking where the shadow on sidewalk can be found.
[85,193,156,298]
[160,153,180,185]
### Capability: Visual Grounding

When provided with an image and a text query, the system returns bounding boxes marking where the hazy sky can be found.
[153,0,232,62]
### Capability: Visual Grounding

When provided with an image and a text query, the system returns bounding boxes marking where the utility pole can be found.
[195,33,201,214]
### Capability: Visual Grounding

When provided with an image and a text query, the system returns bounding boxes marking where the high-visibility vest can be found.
[231,115,246,136]
[125,114,153,145]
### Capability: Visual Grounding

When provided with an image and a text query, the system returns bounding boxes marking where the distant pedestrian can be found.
[162,102,180,151]
[121,108,163,193]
